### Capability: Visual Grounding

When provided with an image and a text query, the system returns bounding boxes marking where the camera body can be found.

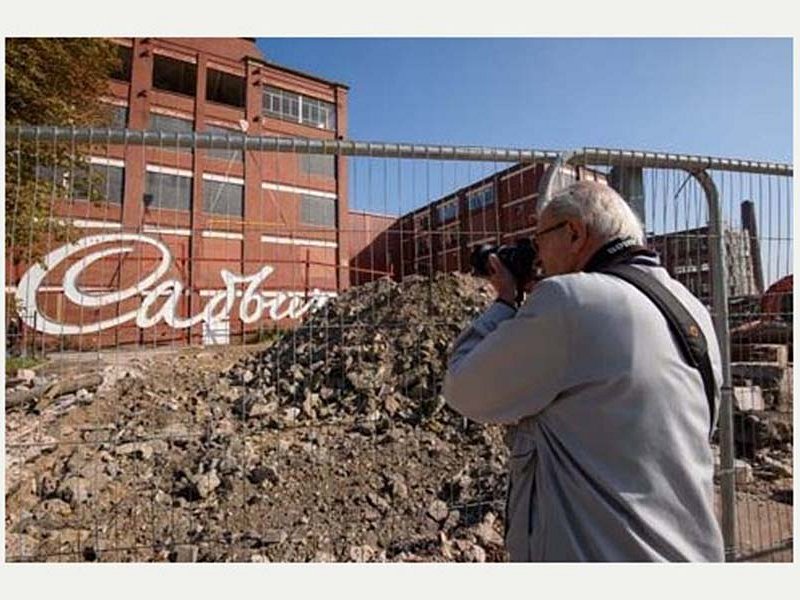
[469,238,537,284]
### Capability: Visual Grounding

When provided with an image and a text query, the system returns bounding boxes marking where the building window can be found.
[298,154,335,178]
[206,124,243,163]
[300,194,336,227]
[87,163,124,204]
[437,200,458,223]
[263,86,300,121]
[443,228,459,249]
[149,113,194,153]
[110,45,132,82]
[467,186,494,211]
[36,161,124,204]
[415,235,430,256]
[263,86,336,131]
[414,212,431,257]
[152,54,197,97]
[206,68,246,108]
[108,105,128,128]
[203,178,244,217]
[301,96,336,130]
[144,170,192,211]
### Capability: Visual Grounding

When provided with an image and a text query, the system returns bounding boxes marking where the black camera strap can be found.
[599,264,716,439]
[584,239,717,439]
[582,237,658,271]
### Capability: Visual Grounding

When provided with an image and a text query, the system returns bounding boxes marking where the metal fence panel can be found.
[4,127,792,562]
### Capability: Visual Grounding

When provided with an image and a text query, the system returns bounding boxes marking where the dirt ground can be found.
[5,344,793,562]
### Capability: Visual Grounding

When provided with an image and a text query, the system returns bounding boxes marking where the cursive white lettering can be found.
[15,233,331,336]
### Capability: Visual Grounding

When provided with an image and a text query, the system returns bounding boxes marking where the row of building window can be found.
[144,172,246,217]
[147,172,335,226]
[36,163,125,205]
[262,86,337,131]
[110,46,336,131]
[112,48,246,109]
[421,187,496,227]
[37,163,336,226]
[413,230,461,254]
[108,110,336,177]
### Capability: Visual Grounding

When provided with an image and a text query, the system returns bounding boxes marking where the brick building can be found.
[350,163,608,283]
[647,221,760,303]
[351,167,761,311]
[9,37,368,350]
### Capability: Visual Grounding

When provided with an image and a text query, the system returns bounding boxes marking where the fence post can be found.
[690,168,737,561]
[536,151,576,210]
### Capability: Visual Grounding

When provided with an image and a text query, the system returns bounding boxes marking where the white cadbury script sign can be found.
[15,233,332,335]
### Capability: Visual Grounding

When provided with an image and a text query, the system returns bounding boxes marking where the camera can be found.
[469,238,538,285]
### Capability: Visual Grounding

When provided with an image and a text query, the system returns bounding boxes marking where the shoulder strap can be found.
[599,264,717,439]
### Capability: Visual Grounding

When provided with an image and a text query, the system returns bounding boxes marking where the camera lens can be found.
[469,244,496,277]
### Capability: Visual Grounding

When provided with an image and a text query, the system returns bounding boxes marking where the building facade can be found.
[648,221,760,303]
[350,163,608,283]
[9,38,362,351]
[351,166,760,313]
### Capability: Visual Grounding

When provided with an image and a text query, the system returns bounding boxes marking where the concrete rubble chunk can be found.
[313,550,336,562]
[192,471,221,499]
[17,369,37,383]
[59,476,92,506]
[116,442,154,460]
[261,529,288,544]
[473,513,504,548]
[427,499,450,523]
[348,544,376,562]
[732,386,765,412]
[387,476,409,500]
[760,455,793,478]
[734,459,754,485]
[366,492,391,513]
[6,533,39,560]
[462,542,487,563]
[172,545,199,562]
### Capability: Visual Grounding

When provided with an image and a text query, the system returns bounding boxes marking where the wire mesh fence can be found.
[4,127,793,562]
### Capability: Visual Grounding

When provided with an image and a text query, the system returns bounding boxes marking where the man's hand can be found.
[488,254,517,306]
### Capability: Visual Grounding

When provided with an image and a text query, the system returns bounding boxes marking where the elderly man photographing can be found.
[443,180,724,562]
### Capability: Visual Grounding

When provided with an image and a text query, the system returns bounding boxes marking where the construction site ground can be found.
[6,343,792,562]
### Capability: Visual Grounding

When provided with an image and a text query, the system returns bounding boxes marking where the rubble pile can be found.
[230,274,493,430]
[7,274,516,562]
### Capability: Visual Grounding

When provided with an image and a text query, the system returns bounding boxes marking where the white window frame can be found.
[263,86,336,131]
[437,198,459,223]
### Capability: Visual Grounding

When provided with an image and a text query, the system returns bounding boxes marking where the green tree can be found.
[5,38,122,265]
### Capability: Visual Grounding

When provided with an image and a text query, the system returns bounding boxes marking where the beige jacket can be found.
[443,261,724,561]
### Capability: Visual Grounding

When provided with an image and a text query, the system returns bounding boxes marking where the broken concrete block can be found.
[732,386,765,412]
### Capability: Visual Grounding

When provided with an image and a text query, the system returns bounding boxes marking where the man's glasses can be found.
[532,220,569,252]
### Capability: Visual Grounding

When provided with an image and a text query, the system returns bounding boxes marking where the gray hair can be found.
[538,180,645,244]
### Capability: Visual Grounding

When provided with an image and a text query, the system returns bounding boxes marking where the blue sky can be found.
[258,38,792,162]
[257,38,792,284]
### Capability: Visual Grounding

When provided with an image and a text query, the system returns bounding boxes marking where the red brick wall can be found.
[346,211,397,285]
